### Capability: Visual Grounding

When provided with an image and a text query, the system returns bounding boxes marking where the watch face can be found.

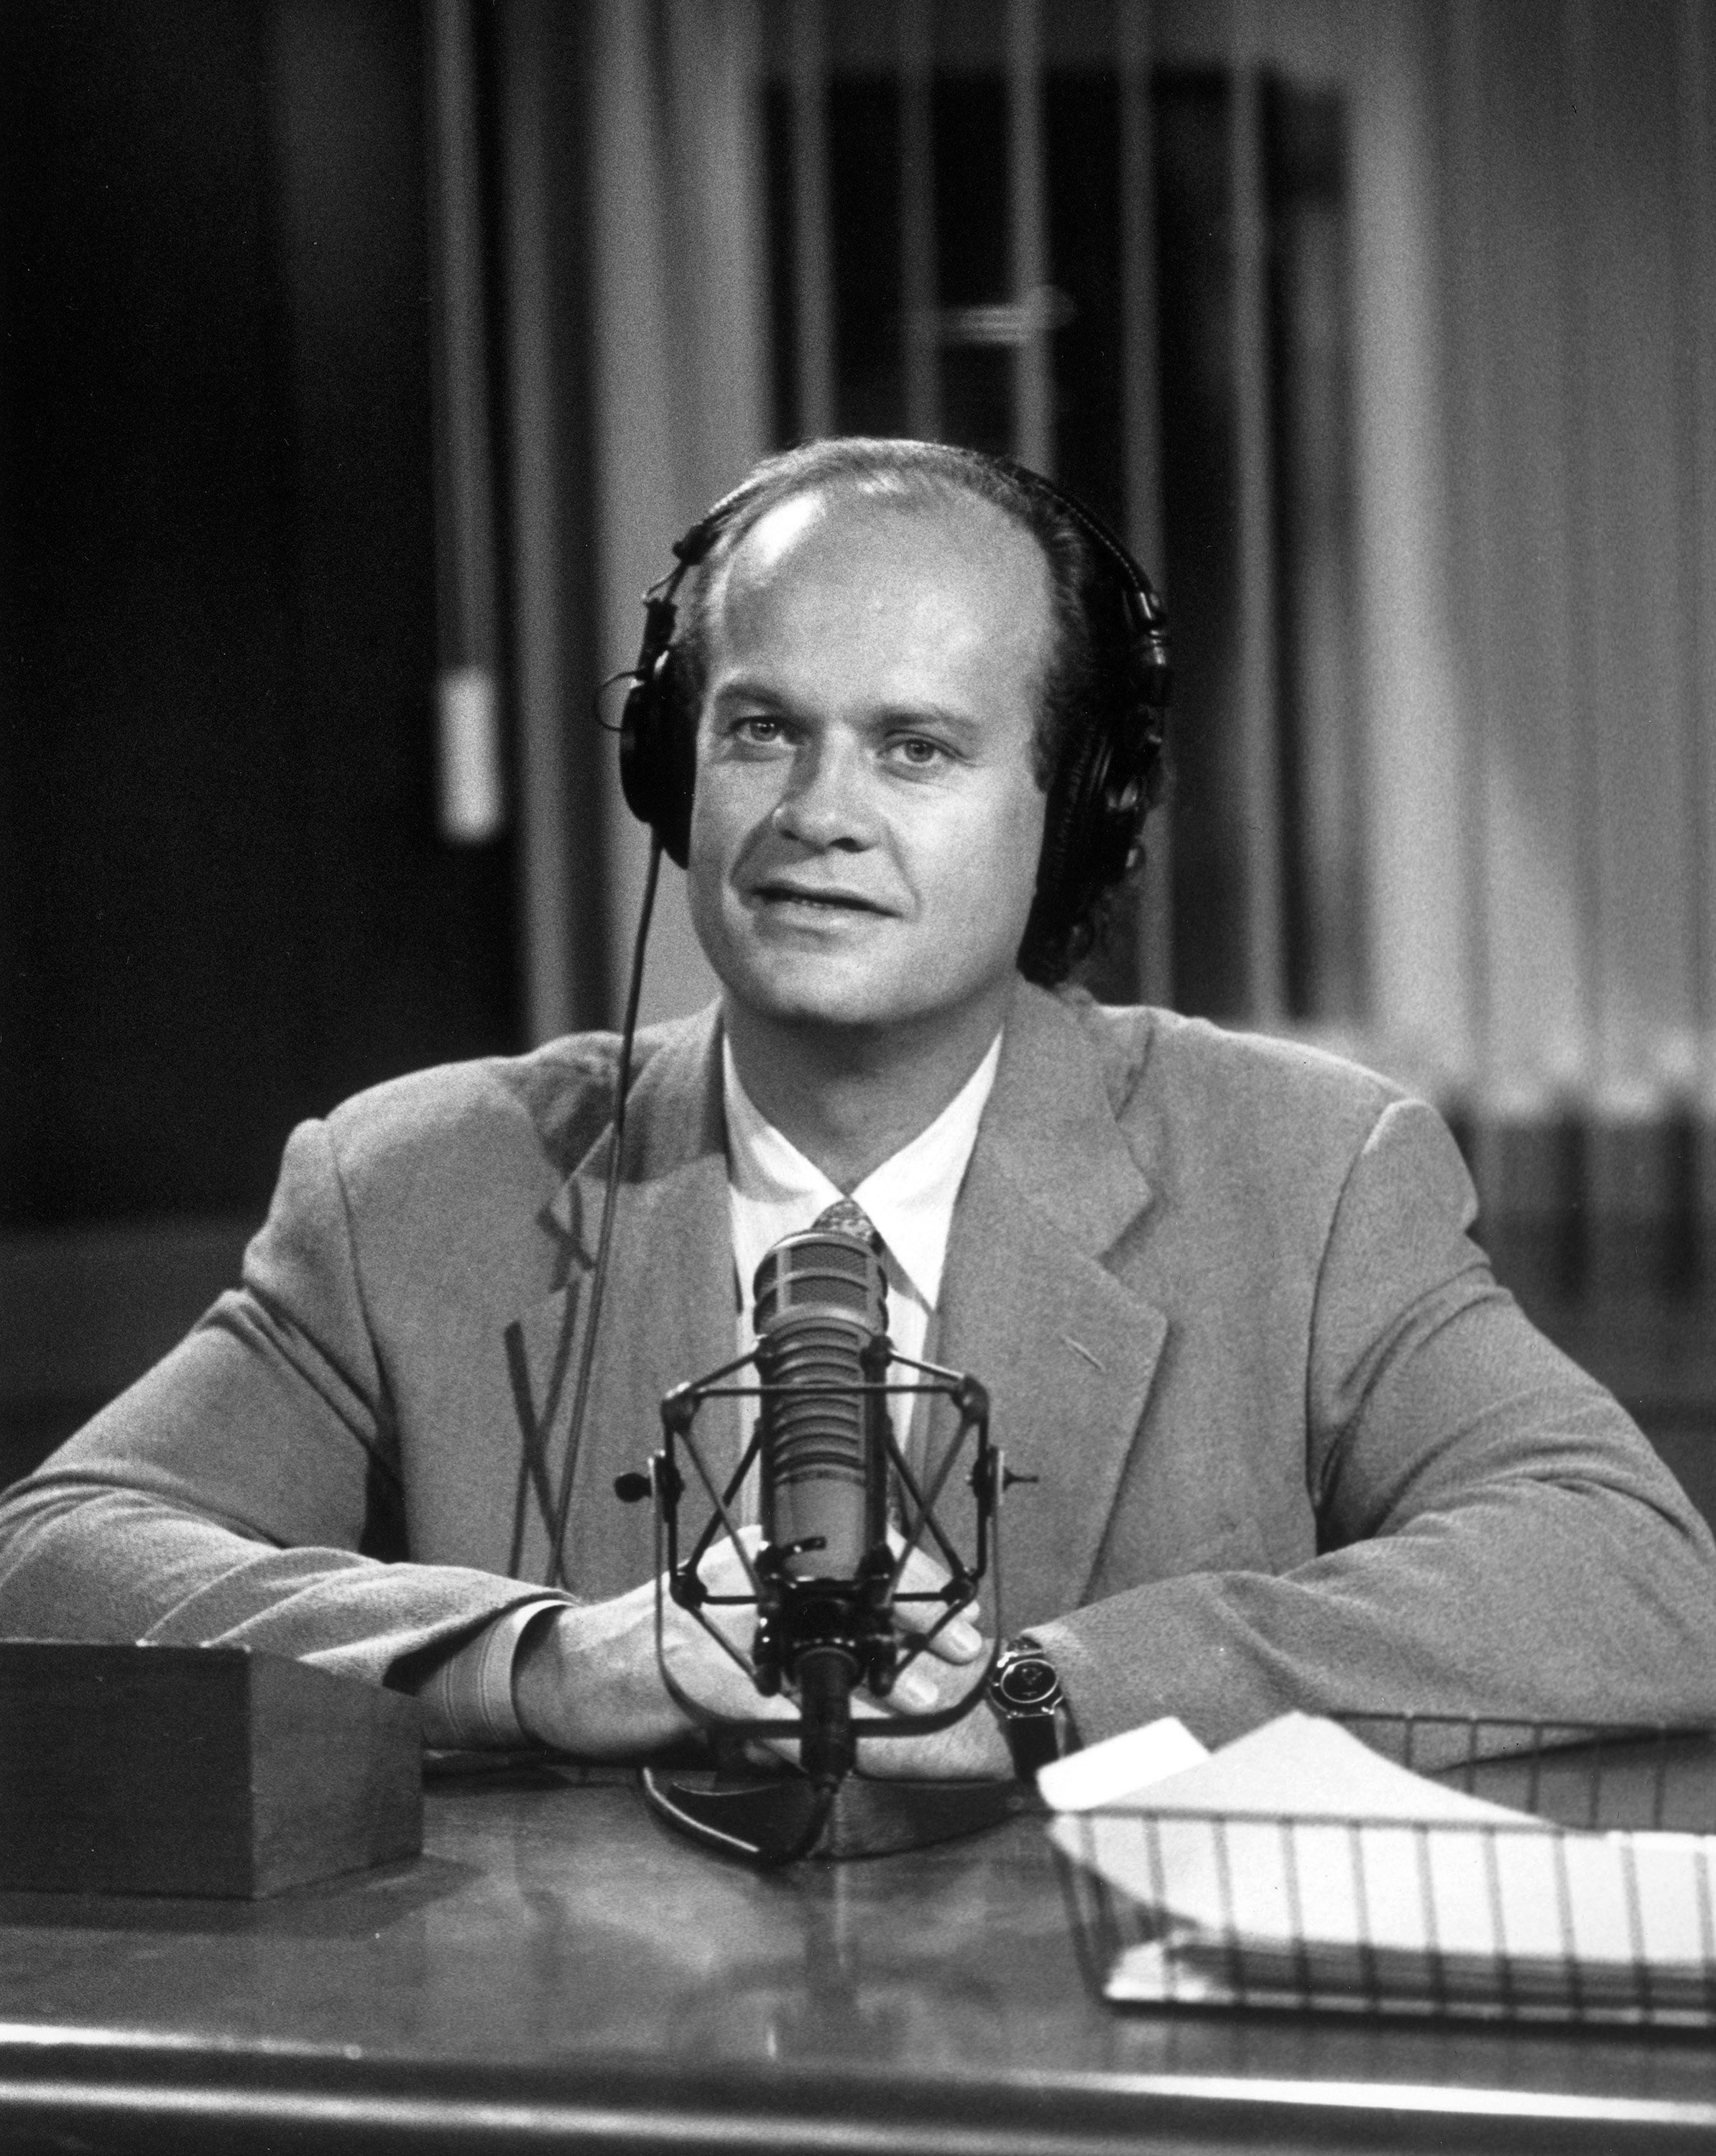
[996,1657,1058,1710]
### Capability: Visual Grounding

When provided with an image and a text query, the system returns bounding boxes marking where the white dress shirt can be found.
[422,1030,1002,1745]
[724,1032,1001,1475]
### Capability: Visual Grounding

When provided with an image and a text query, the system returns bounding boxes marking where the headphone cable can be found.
[548,831,663,1588]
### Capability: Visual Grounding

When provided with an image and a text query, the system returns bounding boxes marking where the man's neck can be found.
[722,985,1015,1192]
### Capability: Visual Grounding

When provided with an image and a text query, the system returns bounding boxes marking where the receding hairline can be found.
[696,476,1058,688]
[669,442,1108,803]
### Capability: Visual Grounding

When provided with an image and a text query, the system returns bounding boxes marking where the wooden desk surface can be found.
[4,1762,1716,2155]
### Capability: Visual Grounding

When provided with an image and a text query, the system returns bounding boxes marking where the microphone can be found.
[749,1217,895,1786]
[617,1208,1012,1860]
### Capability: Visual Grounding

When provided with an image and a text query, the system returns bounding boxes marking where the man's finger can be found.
[913,1611,985,1662]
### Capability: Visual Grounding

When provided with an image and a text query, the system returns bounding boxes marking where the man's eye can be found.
[887,735,951,770]
[731,715,789,748]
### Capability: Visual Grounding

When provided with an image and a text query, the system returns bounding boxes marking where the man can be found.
[3,438,1715,1778]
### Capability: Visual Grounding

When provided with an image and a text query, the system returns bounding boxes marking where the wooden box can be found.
[0,1641,422,1897]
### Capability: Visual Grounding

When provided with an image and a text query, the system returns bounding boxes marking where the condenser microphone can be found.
[622,1206,1012,1859]
[749,1217,895,1786]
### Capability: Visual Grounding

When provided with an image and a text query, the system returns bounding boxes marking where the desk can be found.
[3,1762,1715,2155]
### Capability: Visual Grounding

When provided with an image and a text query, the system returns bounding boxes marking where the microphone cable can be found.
[547,831,663,1588]
[640,1760,840,1868]
[552,852,847,1860]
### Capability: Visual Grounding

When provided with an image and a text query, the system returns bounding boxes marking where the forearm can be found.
[1036,1473,1716,1751]
[0,1473,555,1689]
[0,1109,549,1688]
[1020,1093,1707,1755]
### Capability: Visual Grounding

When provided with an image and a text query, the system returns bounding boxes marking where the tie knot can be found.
[814,1196,883,1253]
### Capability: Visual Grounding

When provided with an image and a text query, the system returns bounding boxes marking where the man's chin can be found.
[715,952,909,1033]
[725,979,898,1033]
[716,959,1018,1047]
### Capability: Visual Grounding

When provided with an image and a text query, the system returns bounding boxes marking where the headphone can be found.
[547,453,1168,1589]
[617,448,1171,982]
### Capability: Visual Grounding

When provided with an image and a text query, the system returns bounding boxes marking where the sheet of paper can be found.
[1047,1713,1716,2019]
[1036,1715,1209,1812]
[1078,1711,1537,1824]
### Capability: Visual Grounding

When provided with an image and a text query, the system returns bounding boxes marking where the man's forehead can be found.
[729,489,829,579]
[711,483,1048,625]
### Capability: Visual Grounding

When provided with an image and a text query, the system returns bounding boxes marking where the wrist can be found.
[985,1634,1076,1781]
[512,1585,686,1758]
[510,1603,576,1748]
[415,1598,568,1749]
[967,1695,1017,1777]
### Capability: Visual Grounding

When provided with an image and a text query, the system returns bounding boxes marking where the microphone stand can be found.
[617,1345,1030,1864]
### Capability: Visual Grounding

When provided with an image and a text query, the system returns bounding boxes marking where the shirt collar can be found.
[722,1031,1002,1310]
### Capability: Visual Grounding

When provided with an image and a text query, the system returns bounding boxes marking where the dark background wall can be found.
[0,0,519,1235]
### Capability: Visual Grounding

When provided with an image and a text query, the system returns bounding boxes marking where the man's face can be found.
[686,490,1052,1044]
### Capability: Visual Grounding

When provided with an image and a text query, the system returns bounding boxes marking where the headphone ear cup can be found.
[1025,655,1162,980]
[1069,734,1135,906]
[619,645,696,867]
[1028,728,1103,964]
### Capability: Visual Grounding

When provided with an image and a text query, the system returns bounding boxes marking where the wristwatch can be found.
[986,1634,1069,1778]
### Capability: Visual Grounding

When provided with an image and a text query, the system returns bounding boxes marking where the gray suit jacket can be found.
[4,985,1714,1746]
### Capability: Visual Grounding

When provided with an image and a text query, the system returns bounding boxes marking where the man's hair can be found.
[670,436,1163,985]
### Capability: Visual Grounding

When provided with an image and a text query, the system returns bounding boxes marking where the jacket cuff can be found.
[415,1597,568,1746]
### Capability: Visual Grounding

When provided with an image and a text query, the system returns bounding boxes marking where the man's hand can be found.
[845,1618,1014,1780]
[514,1528,784,1756]
[512,1529,1012,1779]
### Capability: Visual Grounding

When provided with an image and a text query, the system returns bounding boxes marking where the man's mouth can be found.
[749,883,889,915]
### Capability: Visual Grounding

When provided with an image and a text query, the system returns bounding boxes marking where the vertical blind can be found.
[757,0,1365,1027]
[562,0,1716,1294]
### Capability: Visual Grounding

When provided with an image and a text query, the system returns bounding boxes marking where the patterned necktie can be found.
[813,1194,885,1253]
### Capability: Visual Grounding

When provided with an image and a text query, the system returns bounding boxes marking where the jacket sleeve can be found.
[1037,1097,1716,1749]
[0,1118,552,1688]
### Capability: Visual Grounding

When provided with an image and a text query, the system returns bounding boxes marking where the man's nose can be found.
[770,734,877,849]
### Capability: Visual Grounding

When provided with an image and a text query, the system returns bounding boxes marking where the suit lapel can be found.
[933,990,1167,1628]
[507,1007,737,1594]
[502,987,1168,1614]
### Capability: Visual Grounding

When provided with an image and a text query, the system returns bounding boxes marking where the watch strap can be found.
[987,1634,1067,1779]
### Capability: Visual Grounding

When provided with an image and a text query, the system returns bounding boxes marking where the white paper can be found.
[1048,1713,1716,2019]
[1036,1715,1209,1812]
[1082,1712,1536,1825]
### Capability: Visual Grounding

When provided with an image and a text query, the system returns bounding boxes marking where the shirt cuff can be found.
[416,1598,568,1746]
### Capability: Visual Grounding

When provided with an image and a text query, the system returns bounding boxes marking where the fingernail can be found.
[892,1666,937,1711]
[943,1618,982,1658]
